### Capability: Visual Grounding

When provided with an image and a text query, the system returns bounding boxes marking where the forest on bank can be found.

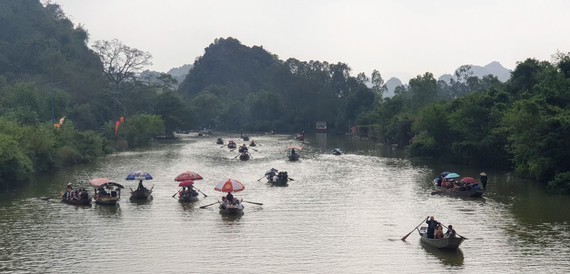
[1,0,569,194]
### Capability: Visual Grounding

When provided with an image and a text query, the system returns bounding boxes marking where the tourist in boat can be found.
[436,176,443,187]
[249,140,256,146]
[435,224,444,239]
[64,183,73,200]
[226,192,234,204]
[265,168,278,181]
[480,172,488,189]
[239,144,248,153]
[444,225,457,238]
[291,148,297,156]
[137,180,147,191]
[426,216,440,239]
[221,197,227,209]
[98,187,108,197]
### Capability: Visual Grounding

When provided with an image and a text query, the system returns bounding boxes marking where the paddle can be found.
[172,188,182,198]
[440,224,468,239]
[256,176,266,182]
[129,186,134,193]
[250,148,259,152]
[234,154,240,159]
[288,177,295,181]
[199,201,219,209]
[401,218,428,241]
[243,200,263,205]
[193,186,208,197]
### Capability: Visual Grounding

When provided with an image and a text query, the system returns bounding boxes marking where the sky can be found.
[53,0,570,83]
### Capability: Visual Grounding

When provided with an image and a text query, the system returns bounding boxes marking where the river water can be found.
[1,133,569,273]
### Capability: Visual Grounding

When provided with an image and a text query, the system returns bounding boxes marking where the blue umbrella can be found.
[444,172,460,179]
[126,171,153,180]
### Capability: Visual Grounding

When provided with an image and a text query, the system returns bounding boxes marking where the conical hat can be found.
[480,172,487,176]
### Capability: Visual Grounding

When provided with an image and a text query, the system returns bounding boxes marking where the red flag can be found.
[115,121,120,137]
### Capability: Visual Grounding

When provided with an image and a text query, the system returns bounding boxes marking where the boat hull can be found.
[268,178,288,186]
[61,198,91,206]
[239,153,250,161]
[94,196,120,205]
[418,227,463,250]
[178,194,200,203]
[433,180,484,197]
[287,154,300,161]
[130,189,152,200]
[219,204,244,215]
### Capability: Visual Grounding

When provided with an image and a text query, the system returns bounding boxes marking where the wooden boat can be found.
[239,152,250,161]
[61,191,91,206]
[432,178,484,197]
[129,187,153,200]
[219,202,244,215]
[90,178,124,206]
[249,140,256,146]
[332,148,342,155]
[227,141,237,149]
[216,138,224,145]
[241,134,250,141]
[178,192,200,203]
[287,150,300,161]
[295,132,305,141]
[267,171,289,186]
[418,226,464,250]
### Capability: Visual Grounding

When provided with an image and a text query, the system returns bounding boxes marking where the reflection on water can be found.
[0,133,569,273]
[421,244,464,267]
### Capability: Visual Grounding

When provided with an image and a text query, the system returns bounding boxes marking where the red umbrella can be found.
[214,179,245,193]
[461,177,477,184]
[178,180,195,187]
[175,171,203,181]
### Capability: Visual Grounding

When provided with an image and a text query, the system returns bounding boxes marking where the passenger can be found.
[435,225,444,239]
[426,216,440,239]
[480,172,488,189]
[436,176,443,186]
[444,225,457,238]
[221,197,227,209]
[226,192,234,204]
[137,180,146,191]
[98,187,108,196]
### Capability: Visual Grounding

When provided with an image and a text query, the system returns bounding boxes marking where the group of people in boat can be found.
[265,168,288,182]
[179,186,198,198]
[220,192,241,209]
[63,183,89,201]
[426,216,456,239]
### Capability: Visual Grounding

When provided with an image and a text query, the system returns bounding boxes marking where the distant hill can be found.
[438,61,512,83]
[167,64,193,84]
[384,77,404,97]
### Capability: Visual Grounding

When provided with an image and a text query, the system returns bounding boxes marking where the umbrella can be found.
[440,171,451,177]
[214,179,245,193]
[444,173,460,179]
[89,178,124,188]
[178,180,195,187]
[175,171,203,181]
[287,146,303,150]
[461,177,477,184]
[126,171,153,180]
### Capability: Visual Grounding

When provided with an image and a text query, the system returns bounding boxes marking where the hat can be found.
[480,172,487,176]
[67,183,72,186]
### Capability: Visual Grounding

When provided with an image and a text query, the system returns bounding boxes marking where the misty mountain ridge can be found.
[438,61,512,83]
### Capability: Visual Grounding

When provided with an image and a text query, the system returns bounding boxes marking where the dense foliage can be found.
[1,0,569,194]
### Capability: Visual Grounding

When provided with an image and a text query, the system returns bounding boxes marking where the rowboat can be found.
[219,202,244,215]
[129,188,153,200]
[239,152,250,161]
[216,138,224,144]
[90,178,124,206]
[432,178,484,197]
[179,192,200,203]
[227,140,237,149]
[418,226,464,250]
[61,191,91,206]
[265,170,289,186]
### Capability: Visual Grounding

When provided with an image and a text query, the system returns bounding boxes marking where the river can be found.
[0,133,569,273]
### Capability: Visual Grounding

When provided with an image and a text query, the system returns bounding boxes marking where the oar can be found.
[194,187,208,197]
[234,154,240,159]
[288,177,295,181]
[129,187,134,193]
[172,188,182,198]
[250,148,259,152]
[401,218,427,241]
[256,176,266,181]
[200,201,219,209]
[243,200,263,205]
[440,224,468,239]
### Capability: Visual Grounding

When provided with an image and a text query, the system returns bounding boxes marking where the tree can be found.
[92,39,152,89]
[371,70,387,98]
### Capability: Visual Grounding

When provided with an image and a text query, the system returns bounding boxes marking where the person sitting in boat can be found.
[444,225,457,238]
[435,224,444,239]
[265,168,278,181]
[249,140,256,146]
[238,144,248,153]
[221,197,227,209]
[64,183,73,200]
[98,187,108,197]
[137,180,147,191]
[291,148,297,156]
[188,186,198,196]
[226,192,234,204]
[436,176,443,187]
[426,216,440,239]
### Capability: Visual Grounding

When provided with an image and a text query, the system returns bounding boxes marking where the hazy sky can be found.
[54,0,570,82]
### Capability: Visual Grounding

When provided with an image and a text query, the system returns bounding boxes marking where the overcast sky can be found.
[53,0,570,82]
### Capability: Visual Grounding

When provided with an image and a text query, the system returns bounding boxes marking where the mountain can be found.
[384,77,404,97]
[438,61,512,83]
[167,64,193,84]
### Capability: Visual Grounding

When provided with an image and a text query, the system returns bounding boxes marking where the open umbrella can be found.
[214,179,245,193]
[126,171,153,180]
[460,177,477,184]
[287,146,303,151]
[444,173,460,179]
[175,171,203,181]
[178,180,195,187]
